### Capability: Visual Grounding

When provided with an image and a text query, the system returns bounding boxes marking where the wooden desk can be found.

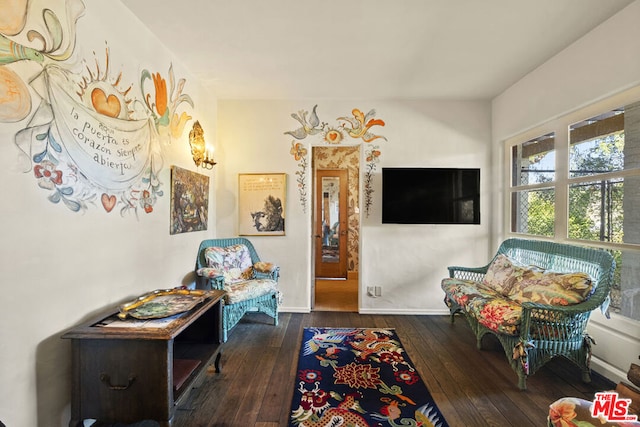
[62,290,224,427]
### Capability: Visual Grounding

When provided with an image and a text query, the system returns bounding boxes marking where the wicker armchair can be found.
[443,238,615,390]
[195,238,279,342]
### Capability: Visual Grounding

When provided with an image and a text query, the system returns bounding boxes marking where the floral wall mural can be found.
[285,105,387,216]
[2,0,193,217]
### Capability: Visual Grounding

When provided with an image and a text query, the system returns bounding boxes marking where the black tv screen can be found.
[382,168,480,224]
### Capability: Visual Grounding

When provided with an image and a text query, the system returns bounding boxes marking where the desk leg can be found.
[214,350,222,373]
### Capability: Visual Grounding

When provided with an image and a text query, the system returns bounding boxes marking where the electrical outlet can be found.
[367,286,382,297]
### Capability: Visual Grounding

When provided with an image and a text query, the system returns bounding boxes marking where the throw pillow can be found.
[254,261,276,273]
[507,270,594,306]
[204,244,253,284]
[482,254,534,296]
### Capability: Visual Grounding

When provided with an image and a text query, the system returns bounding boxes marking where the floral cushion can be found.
[201,244,253,284]
[482,254,594,305]
[197,267,225,279]
[507,270,593,305]
[549,397,640,427]
[224,278,278,304]
[482,254,536,296]
[442,278,522,335]
[443,255,595,335]
[470,296,522,336]
[441,278,501,310]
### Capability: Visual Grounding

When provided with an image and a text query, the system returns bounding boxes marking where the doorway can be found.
[312,146,360,312]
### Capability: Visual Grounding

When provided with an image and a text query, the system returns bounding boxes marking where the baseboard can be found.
[358,308,451,316]
[590,356,628,385]
[280,306,311,313]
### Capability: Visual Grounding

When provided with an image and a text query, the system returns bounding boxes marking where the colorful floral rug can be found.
[289,327,449,427]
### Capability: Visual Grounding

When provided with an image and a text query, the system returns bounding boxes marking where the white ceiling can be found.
[121,0,634,100]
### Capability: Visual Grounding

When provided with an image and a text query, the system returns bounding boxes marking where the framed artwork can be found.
[170,166,209,234]
[238,173,286,236]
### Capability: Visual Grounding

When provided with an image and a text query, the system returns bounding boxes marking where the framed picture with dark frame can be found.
[170,166,209,235]
[238,173,286,236]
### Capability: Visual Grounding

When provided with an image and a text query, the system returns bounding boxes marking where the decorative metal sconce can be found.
[189,120,216,169]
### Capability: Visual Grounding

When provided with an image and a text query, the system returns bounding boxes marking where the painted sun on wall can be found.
[1,0,194,217]
[285,105,386,216]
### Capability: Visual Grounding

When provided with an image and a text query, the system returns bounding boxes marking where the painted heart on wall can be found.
[101,193,117,212]
[91,88,121,118]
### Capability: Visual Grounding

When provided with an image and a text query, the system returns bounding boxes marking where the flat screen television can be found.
[382,167,480,224]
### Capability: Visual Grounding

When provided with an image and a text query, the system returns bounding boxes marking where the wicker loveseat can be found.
[441,238,615,390]
[195,238,280,342]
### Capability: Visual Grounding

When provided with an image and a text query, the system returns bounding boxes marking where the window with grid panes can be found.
[506,102,640,321]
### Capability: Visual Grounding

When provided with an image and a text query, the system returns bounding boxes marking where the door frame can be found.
[311,145,362,311]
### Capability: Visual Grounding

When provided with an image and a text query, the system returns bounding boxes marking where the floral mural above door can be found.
[285,105,386,216]
[2,0,194,217]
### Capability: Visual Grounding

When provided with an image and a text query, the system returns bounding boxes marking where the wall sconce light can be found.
[189,120,216,169]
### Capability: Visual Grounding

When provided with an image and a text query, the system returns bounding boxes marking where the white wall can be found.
[0,2,217,426]
[492,0,640,383]
[5,0,637,424]
[217,100,492,313]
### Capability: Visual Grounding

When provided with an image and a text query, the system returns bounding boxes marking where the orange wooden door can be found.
[314,169,348,278]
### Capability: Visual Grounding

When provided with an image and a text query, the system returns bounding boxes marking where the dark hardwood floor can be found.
[172,311,614,427]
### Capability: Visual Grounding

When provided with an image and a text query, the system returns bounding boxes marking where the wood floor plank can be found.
[170,311,614,427]
[174,315,254,425]
[256,311,303,424]
[204,318,271,426]
[232,346,279,425]
[264,312,291,349]
[429,314,564,423]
